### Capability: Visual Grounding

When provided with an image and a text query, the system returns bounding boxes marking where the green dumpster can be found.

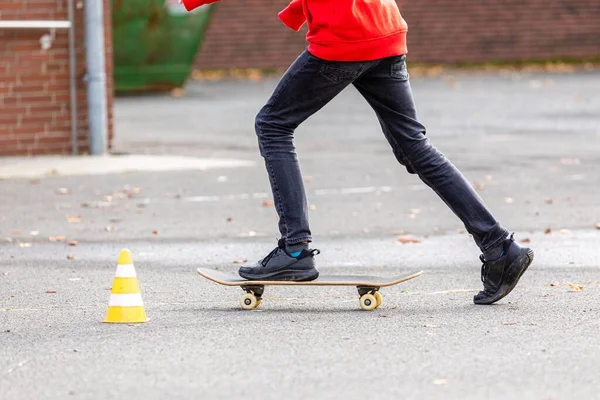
[111,0,214,92]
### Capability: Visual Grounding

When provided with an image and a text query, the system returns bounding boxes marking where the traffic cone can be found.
[104,249,148,323]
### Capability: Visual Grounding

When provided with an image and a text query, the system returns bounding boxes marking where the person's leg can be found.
[353,55,533,304]
[239,50,369,281]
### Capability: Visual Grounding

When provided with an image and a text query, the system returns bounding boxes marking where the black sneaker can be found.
[474,234,534,305]
[238,239,320,281]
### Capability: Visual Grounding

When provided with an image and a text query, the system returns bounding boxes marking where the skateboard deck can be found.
[197,267,423,311]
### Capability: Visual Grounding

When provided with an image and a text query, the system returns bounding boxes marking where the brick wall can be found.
[0,0,113,156]
[195,0,600,69]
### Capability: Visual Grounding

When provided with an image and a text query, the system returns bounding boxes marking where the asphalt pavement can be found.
[1,68,599,399]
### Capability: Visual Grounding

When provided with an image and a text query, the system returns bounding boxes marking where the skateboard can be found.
[196,268,423,311]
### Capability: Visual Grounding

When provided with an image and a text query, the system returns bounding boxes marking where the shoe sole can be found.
[239,268,319,282]
[474,248,534,305]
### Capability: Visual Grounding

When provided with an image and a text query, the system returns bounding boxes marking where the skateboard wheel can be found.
[240,293,258,310]
[374,291,383,308]
[359,293,377,311]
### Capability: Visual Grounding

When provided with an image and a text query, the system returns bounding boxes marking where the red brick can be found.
[0,0,114,156]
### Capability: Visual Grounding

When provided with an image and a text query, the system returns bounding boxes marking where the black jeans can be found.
[255,50,508,252]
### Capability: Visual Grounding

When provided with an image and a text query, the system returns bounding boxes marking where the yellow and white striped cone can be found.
[104,249,148,323]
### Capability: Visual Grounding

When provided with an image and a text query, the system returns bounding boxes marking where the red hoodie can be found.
[182,0,408,62]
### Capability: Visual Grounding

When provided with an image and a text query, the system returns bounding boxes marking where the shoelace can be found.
[260,245,283,267]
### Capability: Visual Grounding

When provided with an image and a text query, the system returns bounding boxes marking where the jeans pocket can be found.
[319,63,359,83]
[390,55,409,81]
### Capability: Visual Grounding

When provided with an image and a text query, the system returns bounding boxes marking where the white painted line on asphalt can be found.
[184,186,401,203]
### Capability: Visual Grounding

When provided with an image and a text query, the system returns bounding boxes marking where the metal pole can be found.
[67,0,78,154]
[84,0,108,155]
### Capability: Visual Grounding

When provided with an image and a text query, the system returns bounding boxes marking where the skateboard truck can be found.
[240,285,265,309]
[357,286,382,311]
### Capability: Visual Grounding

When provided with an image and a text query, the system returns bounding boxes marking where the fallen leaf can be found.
[521,238,531,243]
[262,200,274,207]
[19,243,32,248]
[105,225,115,232]
[569,283,583,292]
[472,181,485,190]
[433,379,448,385]
[152,230,158,235]
[46,290,57,294]
[49,236,67,242]
[560,158,580,165]
[544,198,553,205]
[68,241,77,246]
[398,236,421,244]
[503,322,518,326]
[67,253,75,260]
[231,258,248,264]
[66,216,83,223]
[595,223,600,230]
[56,188,70,195]
[171,87,185,97]
[226,217,233,222]
[544,228,552,234]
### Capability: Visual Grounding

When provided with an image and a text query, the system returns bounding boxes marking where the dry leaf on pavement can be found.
[569,283,583,292]
[46,290,57,294]
[232,258,248,264]
[66,216,82,223]
[262,200,274,207]
[49,236,67,242]
[595,223,600,230]
[56,188,70,195]
[398,236,421,244]
[68,241,77,246]
[67,253,75,260]
[152,230,158,235]
[544,228,552,234]
[105,225,115,232]
[521,238,532,243]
